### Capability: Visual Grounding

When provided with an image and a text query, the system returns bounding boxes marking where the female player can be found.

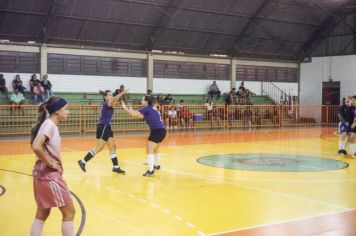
[30,97,75,236]
[121,94,166,176]
[77,90,126,174]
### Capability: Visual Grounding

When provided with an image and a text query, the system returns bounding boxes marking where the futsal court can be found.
[0,127,355,236]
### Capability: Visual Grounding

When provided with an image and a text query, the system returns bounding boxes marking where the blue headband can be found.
[46,98,67,114]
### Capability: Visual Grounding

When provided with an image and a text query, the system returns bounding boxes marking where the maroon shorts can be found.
[33,177,72,209]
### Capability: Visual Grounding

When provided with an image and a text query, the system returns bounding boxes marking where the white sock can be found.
[350,144,356,154]
[30,218,44,236]
[154,153,161,166]
[338,140,346,150]
[61,221,74,236]
[147,154,154,172]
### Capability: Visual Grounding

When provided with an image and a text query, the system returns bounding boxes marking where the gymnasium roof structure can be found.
[0,0,355,61]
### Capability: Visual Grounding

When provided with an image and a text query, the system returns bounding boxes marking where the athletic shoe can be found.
[338,149,348,155]
[154,165,161,170]
[112,167,126,174]
[77,160,86,172]
[143,170,154,177]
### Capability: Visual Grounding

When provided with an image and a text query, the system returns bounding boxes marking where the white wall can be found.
[300,55,356,105]
[2,73,37,91]
[49,74,146,93]
[153,78,230,94]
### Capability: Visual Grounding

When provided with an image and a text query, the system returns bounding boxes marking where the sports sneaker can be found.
[154,165,161,170]
[77,160,86,172]
[341,150,348,155]
[337,150,343,154]
[112,167,126,174]
[143,170,154,177]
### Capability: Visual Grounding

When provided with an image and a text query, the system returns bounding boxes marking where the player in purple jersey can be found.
[122,94,166,176]
[349,95,356,158]
[30,97,75,236]
[337,96,353,155]
[78,90,127,173]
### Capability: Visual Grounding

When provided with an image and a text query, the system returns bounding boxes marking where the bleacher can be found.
[0,92,275,106]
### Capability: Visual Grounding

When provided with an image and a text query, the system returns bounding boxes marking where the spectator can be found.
[12,74,26,94]
[113,85,128,101]
[0,74,9,99]
[180,106,193,128]
[205,98,220,126]
[208,81,221,99]
[156,93,164,105]
[163,94,173,105]
[30,74,44,104]
[236,82,246,104]
[10,89,25,115]
[166,106,178,129]
[143,89,153,102]
[40,74,53,99]
[225,88,237,105]
[245,89,253,105]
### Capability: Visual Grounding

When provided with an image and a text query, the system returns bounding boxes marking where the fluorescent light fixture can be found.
[209,54,228,57]
[27,41,36,43]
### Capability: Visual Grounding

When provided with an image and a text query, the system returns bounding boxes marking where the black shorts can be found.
[148,129,166,143]
[96,124,113,141]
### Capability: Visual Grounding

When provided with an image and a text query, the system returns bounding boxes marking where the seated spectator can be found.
[245,89,253,105]
[237,82,246,104]
[180,106,193,128]
[113,84,128,101]
[205,98,220,126]
[208,81,221,99]
[225,88,237,105]
[166,106,178,129]
[156,93,164,105]
[163,94,173,105]
[0,74,9,99]
[142,89,153,102]
[10,89,25,115]
[251,108,261,126]
[12,74,26,94]
[30,74,44,104]
[40,74,53,99]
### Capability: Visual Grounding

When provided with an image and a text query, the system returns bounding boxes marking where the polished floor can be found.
[0,127,355,236]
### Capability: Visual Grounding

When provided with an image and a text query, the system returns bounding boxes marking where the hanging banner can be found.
[322,81,340,105]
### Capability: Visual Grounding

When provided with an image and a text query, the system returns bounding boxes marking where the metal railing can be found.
[0,104,340,135]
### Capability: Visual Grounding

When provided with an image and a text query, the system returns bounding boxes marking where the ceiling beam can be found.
[0,8,306,43]
[230,0,273,56]
[39,0,61,43]
[109,0,320,28]
[300,0,356,33]
[145,0,184,51]
[296,16,342,60]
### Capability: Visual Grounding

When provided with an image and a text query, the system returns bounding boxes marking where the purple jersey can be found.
[99,101,114,125]
[139,106,165,130]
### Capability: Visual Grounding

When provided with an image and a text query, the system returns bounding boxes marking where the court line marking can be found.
[207,208,356,236]
[0,168,86,236]
[89,208,146,234]
[104,186,206,235]
[121,159,351,211]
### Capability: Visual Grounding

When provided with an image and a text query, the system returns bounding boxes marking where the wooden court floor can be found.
[0,127,355,236]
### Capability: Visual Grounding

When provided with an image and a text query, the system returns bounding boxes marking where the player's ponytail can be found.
[99,90,111,101]
[30,96,67,145]
[30,102,48,145]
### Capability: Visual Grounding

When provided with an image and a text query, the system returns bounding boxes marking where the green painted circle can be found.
[197,154,348,172]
